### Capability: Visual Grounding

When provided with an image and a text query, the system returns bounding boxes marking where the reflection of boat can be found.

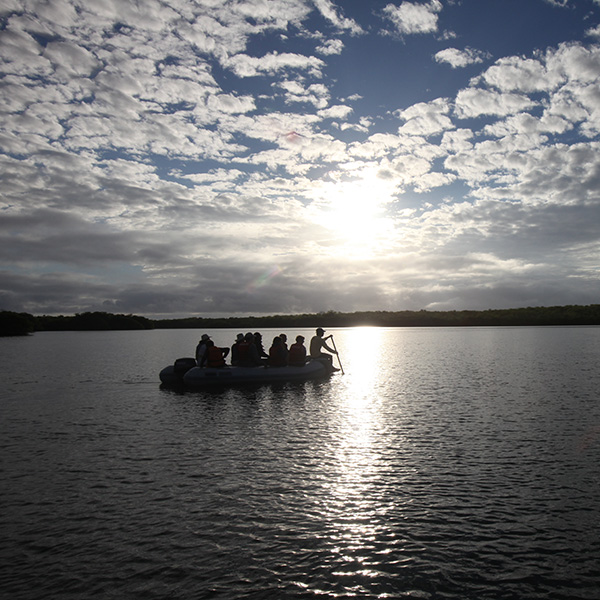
[160,357,335,388]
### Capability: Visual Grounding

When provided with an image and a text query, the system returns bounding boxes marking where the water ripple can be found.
[1,327,600,598]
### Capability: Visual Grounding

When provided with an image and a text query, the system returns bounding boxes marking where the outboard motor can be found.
[174,357,197,376]
[160,357,197,386]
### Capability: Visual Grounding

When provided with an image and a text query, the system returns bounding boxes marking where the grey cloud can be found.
[0,209,146,265]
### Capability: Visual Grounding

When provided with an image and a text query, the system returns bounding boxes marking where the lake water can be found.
[1,326,599,599]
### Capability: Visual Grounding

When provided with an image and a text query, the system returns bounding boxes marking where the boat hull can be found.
[160,359,332,388]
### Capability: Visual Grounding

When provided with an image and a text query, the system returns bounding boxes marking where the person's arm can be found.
[322,336,337,354]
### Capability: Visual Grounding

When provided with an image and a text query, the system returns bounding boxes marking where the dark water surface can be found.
[1,327,599,599]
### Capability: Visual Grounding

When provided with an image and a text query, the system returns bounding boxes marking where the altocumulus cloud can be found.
[1,0,600,316]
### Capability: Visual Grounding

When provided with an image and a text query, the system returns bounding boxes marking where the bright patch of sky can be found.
[1,0,600,316]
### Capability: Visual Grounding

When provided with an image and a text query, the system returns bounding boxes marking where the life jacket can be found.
[206,345,226,368]
[288,343,306,366]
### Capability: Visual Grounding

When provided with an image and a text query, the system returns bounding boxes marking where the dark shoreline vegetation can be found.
[2,305,600,336]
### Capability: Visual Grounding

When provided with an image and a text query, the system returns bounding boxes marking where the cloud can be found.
[475,56,562,93]
[382,0,443,36]
[276,80,330,108]
[586,24,600,38]
[316,38,344,55]
[396,98,454,136]
[313,0,364,34]
[434,47,489,68]
[2,1,600,316]
[318,104,353,120]
[224,51,325,77]
[454,88,537,118]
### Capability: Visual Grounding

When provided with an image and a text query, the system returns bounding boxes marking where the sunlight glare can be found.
[314,328,391,573]
[309,173,396,257]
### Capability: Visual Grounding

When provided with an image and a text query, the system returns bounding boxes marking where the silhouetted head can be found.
[296,335,305,343]
[316,327,325,336]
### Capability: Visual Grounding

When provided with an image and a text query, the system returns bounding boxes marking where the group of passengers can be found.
[195,328,338,370]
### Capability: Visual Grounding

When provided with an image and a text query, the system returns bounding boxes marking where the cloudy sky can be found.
[2,0,600,317]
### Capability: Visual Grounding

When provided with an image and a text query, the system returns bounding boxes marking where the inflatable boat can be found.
[159,357,335,388]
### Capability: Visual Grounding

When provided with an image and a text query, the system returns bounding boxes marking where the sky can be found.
[1,0,600,318]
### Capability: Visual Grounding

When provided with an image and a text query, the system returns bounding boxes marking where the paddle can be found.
[330,335,344,375]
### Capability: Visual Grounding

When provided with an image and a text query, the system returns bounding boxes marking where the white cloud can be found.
[546,42,600,83]
[313,0,364,34]
[225,51,325,77]
[396,98,454,136]
[455,88,537,118]
[483,112,572,138]
[43,41,100,77]
[586,24,600,38]
[434,47,489,68]
[316,38,344,55]
[0,29,52,77]
[276,80,330,108]
[206,93,256,114]
[476,55,563,93]
[383,0,443,36]
[441,129,474,154]
[318,104,353,119]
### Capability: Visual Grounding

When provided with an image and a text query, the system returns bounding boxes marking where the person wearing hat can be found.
[195,333,211,366]
[309,327,338,369]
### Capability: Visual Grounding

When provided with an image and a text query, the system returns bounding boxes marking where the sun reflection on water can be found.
[316,328,399,591]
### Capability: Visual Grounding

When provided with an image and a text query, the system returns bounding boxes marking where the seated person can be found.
[236,332,262,367]
[309,327,339,371]
[230,333,244,366]
[268,336,288,367]
[202,340,230,368]
[288,335,307,366]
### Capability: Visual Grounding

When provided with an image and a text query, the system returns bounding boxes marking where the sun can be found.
[308,172,397,257]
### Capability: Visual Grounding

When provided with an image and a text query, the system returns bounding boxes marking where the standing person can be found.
[310,327,338,370]
[204,340,230,368]
[288,335,307,366]
[195,333,211,366]
[230,333,244,366]
[268,336,288,367]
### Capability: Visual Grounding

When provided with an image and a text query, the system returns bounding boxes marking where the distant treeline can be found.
[0,311,154,336]
[2,305,600,336]
[155,305,600,329]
